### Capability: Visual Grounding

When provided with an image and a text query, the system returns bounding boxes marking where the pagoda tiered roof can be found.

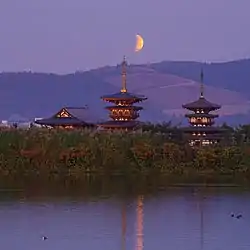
[182,69,224,145]
[101,56,147,103]
[101,92,147,102]
[187,134,223,140]
[182,69,221,111]
[105,106,143,111]
[183,126,224,132]
[98,56,147,130]
[182,96,221,111]
[98,120,140,128]
[185,113,219,118]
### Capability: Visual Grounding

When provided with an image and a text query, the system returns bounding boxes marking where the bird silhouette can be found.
[231,213,242,219]
[42,236,48,240]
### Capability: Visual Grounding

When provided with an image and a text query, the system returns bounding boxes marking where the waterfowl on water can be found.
[231,213,242,219]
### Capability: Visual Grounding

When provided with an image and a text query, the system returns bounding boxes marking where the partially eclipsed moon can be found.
[135,34,144,52]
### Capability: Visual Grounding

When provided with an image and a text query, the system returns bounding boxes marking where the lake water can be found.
[0,185,250,250]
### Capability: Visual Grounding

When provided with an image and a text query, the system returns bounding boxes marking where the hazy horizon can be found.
[1,0,250,73]
[0,58,249,75]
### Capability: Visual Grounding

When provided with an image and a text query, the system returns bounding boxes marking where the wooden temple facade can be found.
[98,56,147,130]
[182,70,223,146]
[34,107,95,129]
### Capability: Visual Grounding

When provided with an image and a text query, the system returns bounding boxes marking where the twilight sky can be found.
[0,0,250,73]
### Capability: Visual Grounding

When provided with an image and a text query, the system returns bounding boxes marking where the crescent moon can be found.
[135,34,144,52]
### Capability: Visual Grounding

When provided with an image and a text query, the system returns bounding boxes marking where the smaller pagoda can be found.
[98,56,147,130]
[182,69,222,146]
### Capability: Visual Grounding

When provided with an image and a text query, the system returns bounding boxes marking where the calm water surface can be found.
[0,186,250,250]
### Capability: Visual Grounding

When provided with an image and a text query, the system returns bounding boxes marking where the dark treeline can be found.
[0,124,250,187]
[141,122,250,145]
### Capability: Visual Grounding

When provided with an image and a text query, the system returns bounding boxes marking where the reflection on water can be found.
[136,195,144,250]
[121,202,126,250]
[121,195,144,250]
[0,184,250,250]
[199,193,204,250]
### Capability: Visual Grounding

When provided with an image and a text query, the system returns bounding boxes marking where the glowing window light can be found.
[190,117,196,123]
[57,110,70,118]
[202,117,207,123]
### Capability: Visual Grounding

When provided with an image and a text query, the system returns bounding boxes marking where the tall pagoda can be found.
[98,56,147,130]
[182,69,222,146]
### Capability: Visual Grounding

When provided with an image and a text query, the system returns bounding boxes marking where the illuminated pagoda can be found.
[182,69,222,146]
[34,107,96,129]
[98,56,147,130]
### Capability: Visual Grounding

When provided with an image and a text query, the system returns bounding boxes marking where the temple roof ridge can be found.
[101,91,147,101]
[182,96,221,110]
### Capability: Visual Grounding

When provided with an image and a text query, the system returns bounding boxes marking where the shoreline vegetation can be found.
[1,123,250,188]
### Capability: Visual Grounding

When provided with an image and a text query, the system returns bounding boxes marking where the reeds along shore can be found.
[0,125,250,184]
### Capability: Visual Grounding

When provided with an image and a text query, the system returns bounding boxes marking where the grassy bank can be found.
[0,129,250,184]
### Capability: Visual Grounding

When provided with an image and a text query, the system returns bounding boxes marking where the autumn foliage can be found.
[0,128,250,183]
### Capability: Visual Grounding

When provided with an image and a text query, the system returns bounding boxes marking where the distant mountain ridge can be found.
[1,59,250,125]
[150,59,250,96]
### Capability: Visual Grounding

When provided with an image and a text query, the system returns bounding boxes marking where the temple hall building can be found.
[182,69,223,146]
[98,56,147,131]
[34,106,96,129]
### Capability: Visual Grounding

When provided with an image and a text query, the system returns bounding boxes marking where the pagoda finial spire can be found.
[200,68,204,98]
[121,56,127,93]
